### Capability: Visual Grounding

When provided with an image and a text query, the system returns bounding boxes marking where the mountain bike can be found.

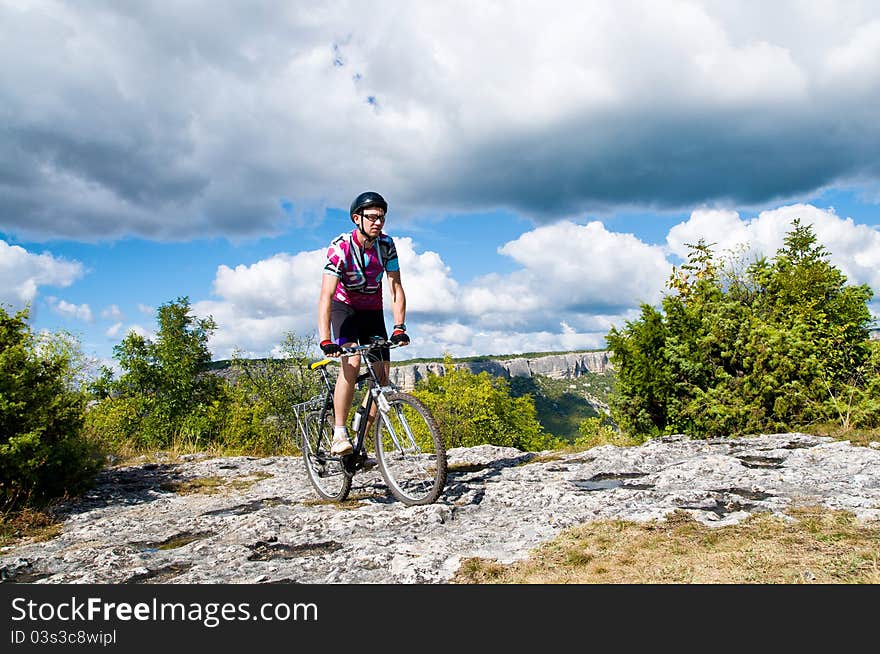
[293,338,447,506]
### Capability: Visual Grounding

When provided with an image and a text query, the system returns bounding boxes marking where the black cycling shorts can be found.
[330,300,390,361]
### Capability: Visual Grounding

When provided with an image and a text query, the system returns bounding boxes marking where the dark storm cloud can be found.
[0,1,340,241]
[8,127,209,205]
[2,1,880,242]
[413,106,880,219]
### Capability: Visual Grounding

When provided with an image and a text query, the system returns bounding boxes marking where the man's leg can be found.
[331,347,359,455]
[333,348,359,427]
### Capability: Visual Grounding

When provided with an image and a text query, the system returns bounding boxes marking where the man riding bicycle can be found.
[317,191,410,456]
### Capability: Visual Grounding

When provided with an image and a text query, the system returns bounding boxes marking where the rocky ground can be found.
[2,433,879,584]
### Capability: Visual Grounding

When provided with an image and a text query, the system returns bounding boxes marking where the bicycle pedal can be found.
[362,456,378,471]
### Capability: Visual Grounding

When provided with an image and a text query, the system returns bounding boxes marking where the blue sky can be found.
[2,1,880,371]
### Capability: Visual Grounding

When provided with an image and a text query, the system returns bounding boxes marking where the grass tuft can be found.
[0,507,64,549]
[452,506,880,584]
[160,471,272,496]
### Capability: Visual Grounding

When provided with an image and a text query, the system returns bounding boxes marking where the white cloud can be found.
[384,237,460,316]
[499,221,668,304]
[105,321,123,337]
[195,220,672,359]
[101,304,123,320]
[191,249,326,359]
[823,19,880,90]
[0,239,84,309]
[211,250,324,317]
[46,296,93,322]
[192,298,307,360]
[137,303,155,316]
[667,203,880,294]
[458,221,670,332]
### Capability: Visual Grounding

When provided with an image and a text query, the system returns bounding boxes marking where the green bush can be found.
[824,339,880,429]
[574,416,644,448]
[607,220,878,438]
[0,306,100,507]
[413,355,560,450]
[83,395,149,448]
[217,332,322,454]
[86,317,324,456]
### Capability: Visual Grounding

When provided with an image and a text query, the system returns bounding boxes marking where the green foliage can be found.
[606,304,672,438]
[85,297,221,448]
[823,339,880,430]
[574,416,645,448]
[86,294,325,455]
[220,332,323,454]
[608,220,878,439]
[412,355,561,450]
[0,305,100,507]
[509,374,611,442]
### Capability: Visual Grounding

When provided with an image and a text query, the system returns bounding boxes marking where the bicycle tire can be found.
[374,392,447,505]
[302,410,352,501]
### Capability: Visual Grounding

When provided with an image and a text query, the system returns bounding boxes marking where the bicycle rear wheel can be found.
[302,410,351,501]
[375,392,447,505]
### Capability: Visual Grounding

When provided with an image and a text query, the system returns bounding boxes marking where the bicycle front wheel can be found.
[302,410,352,502]
[375,392,447,505]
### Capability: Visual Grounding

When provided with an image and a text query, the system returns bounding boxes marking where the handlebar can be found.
[340,338,403,358]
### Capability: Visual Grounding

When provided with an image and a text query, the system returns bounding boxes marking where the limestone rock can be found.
[2,433,878,584]
[389,351,611,390]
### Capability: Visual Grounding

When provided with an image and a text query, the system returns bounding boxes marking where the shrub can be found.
[218,332,323,454]
[0,306,100,507]
[413,355,559,450]
[607,220,877,439]
[574,416,644,448]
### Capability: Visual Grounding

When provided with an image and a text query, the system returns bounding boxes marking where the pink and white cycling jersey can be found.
[323,229,399,310]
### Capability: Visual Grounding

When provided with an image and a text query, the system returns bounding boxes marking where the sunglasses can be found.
[360,213,386,223]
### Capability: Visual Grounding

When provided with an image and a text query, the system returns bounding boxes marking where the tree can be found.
[606,304,671,437]
[608,221,877,438]
[729,221,874,431]
[0,305,99,507]
[87,297,220,447]
[660,239,760,435]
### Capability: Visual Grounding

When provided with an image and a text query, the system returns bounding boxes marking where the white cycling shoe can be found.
[330,433,353,456]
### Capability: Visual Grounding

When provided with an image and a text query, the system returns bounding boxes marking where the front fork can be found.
[373,388,420,454]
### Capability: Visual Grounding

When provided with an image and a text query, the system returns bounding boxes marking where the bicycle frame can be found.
[341,340,401,466]
[299,339,402,474]
[297,337,448,505]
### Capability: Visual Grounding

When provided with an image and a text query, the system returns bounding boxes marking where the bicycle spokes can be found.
[301,410,351,501]
[375,392,447,505]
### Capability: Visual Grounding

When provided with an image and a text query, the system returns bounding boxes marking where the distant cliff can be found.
[205,350,612,390]
[389,351,612,390]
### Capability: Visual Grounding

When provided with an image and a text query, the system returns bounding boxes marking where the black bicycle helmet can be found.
[350,191,388,216]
